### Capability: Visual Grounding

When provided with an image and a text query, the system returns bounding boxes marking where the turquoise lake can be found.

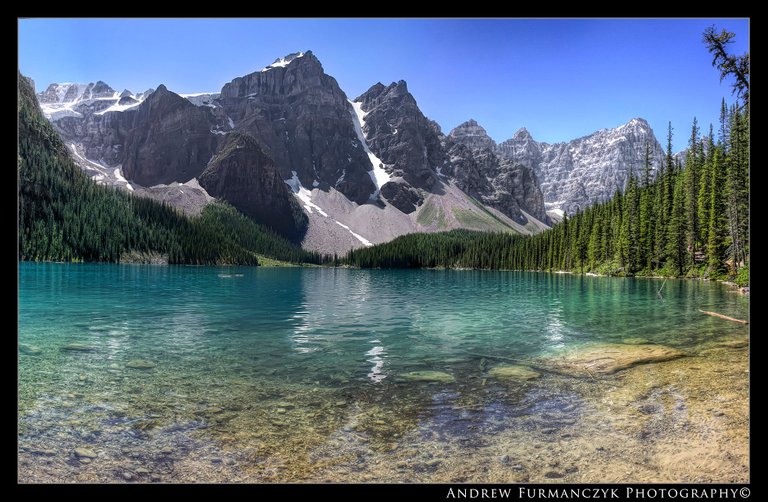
[18,263,749,483]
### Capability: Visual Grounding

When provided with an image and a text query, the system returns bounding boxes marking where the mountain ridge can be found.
[35,50,667,253]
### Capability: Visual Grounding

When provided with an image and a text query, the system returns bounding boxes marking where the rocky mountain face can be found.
[353,81,444,213]
[447,118,496,151]
[198,133,307,238]
[122,85,219,186]
[218,51,376,205]
[497,119,665,217]
[37,78,306,236]
[41,81,156,166]
[444,120,549,225]
[38,81,116,106]
[34,50,662,253]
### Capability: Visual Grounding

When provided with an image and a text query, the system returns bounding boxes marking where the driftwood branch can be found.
[699,309,748,324]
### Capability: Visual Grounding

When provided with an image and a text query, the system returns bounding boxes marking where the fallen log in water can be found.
[699,309,748,324]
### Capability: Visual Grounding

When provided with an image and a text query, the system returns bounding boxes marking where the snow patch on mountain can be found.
[334,221,372,246]
[95,99,143,115]
[180,93,220,108]
[285,171,328,217]
[284,171,376,246]
[113,168,133,191]
[38,82,152,120]
[68,143,135,192]
[261,52,305,72]
[349,99,391,200]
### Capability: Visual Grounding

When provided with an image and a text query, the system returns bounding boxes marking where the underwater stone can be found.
[539,343,685,376]
[125,360,157,369]
[19,343,42,355]
[488,365,541,380]
[399,371,456,383]
[74,448,97,458]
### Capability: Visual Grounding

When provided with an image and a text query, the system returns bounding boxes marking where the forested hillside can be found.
[347,102,749,285]
[18,72,321,266]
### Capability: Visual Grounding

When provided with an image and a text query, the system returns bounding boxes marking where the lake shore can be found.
[18,337,748,483]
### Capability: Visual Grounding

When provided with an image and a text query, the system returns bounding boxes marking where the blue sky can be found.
[19,18,748,152]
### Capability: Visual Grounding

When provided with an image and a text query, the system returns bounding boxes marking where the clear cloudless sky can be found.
[19,18,749,152]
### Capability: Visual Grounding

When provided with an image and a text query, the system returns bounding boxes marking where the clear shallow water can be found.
[18,263,749,483]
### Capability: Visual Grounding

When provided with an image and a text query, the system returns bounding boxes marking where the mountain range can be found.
[34,50,664,255]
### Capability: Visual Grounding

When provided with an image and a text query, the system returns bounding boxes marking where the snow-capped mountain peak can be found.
[261,51,307,72]
[36,80,149,120]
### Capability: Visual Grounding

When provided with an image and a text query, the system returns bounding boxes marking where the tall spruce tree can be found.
[639,142,655,270]
[698,126,715,249]
[707,146,728,276]
[684,118,701,263]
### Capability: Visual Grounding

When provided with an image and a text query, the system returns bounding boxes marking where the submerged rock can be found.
[62,343,96,352]
[125,359,157,370]
[74,447,97,459]
[623,338,651,345]
[399,371,456,383]
[19,343,42,355]
[717,339,748,349]
[539,343,686,377]
[488,365,541,380]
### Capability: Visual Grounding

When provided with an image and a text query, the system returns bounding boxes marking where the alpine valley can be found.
[18,20,750,485]
[33,51,664,255]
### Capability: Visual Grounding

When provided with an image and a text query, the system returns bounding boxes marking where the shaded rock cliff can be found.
[198,132,307,238]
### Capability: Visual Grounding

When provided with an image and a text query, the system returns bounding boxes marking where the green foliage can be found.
[416,199,446,228]
[198,203,322,264]
[346,103,748,280]
[703,26,749,107]
[706,148,728,278]
[735,265,749,287]
[452,205,510,232]
[18,72,320,266]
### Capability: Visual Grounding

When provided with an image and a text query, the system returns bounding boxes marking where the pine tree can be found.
[726,105,749,272]
[698,126,714,250]
[707,147,728,277]
[667,172,689,276]
[639,142,655,271]
[683,118,701,265]
[703,26,750,108]
[618,172,640,274]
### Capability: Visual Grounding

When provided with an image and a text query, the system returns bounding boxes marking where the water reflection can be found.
[366,343,386,383]
[289,269,399,382]
[545,297,566,349]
